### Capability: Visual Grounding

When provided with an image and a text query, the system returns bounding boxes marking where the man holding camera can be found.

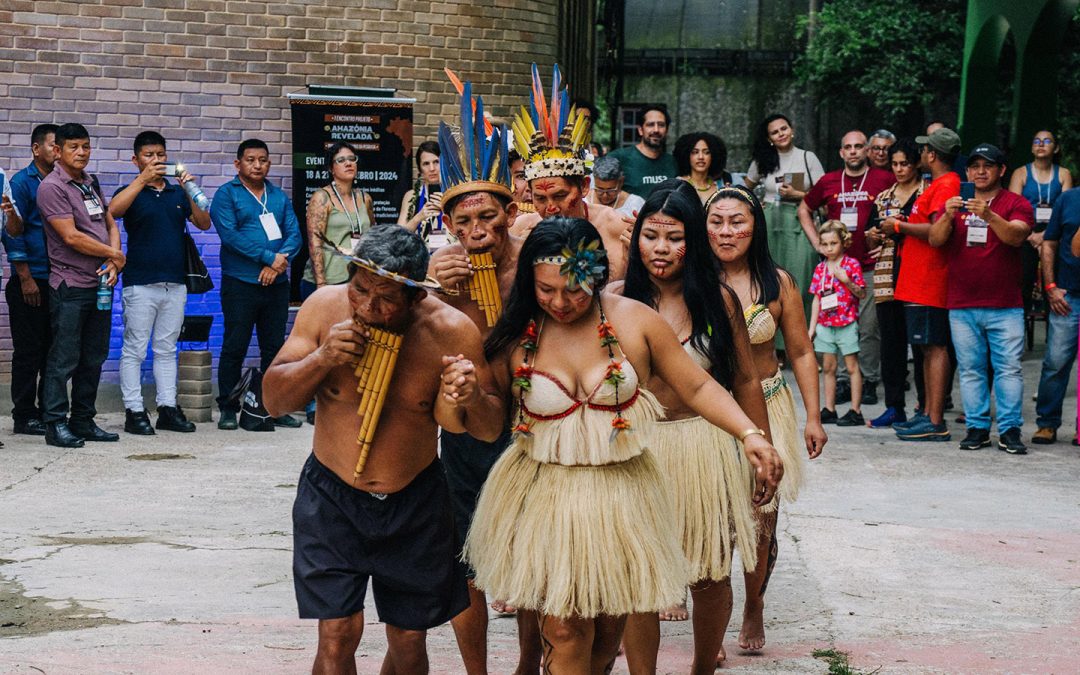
[109,131,211,435]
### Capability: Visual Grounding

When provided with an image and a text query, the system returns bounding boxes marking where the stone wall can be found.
[0,0,567,383]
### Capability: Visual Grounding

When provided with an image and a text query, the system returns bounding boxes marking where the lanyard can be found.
[242,182,269,214]
[70,180,97,202]
[330,183,362,235]
[840,171,869,210]
[1037,177,1049,205]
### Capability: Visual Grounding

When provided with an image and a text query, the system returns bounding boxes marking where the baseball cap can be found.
[915,128,961,155]
[968,143,1006,165]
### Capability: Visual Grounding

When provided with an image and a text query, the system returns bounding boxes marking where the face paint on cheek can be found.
[675,244,686,261]
[734,230,753,239]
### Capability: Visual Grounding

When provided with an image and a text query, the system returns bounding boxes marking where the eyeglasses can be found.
[869,146,889,153]
[1032,139,1055,147]
[334,155,359,164]
[593,187,621,195]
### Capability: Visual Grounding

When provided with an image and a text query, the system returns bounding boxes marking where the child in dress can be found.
[809,220,867,426]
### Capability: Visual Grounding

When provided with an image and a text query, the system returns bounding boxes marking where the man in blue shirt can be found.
[210,138,302,430]
[1034,187,1080,444]
[2,124,56,437]
[109,131,212,436]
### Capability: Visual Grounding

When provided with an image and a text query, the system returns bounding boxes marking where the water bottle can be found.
[96,265,113,311]
[176,164,210,210]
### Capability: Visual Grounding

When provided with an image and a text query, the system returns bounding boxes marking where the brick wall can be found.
[0,0,563,385]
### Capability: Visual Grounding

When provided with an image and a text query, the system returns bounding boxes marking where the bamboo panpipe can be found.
[352,325,404,479]
[467,252,501,327]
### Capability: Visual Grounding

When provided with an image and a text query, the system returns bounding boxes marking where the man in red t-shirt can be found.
[886,127,962,442]
[929,143,1034,455]
[800,130,895,405]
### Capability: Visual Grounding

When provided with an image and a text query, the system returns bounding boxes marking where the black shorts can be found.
[440,428,511,576]
[905,303,950,346]
[292,454,469,630]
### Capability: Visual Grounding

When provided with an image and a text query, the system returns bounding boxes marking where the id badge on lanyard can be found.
[966,215,988,247]
[821,288,840,311]
[74,182,103,217]
[1036,203,1052,224]
[840,206,859,232]
[260,212,282,241]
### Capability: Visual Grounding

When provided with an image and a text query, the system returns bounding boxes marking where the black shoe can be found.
[997,427,1028,455]
[218,410,238,430]
[306,410,316,425]
[69,420,119,442]
[274,414,303,428]
[944,395,955,412]
[861,381,878,405]
[836,381,852,405]
[124,409,156,436]
[156,405,196,433]
[13,418,47,436]
[821,408,838,424]
[45,421,85,448]
[836,409,865,427]
[958,427,991,450]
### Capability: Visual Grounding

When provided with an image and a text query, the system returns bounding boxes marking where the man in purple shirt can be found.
[35,123,126,448]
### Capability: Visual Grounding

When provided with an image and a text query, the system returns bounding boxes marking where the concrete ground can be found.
[1,345,1078,674]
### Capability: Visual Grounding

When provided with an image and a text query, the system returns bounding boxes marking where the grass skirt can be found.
[652,416,758,580]
[753,372,805,512]
[463,446,689,619]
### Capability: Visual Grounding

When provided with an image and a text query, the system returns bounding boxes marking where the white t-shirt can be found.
[746,146,825,203]
[587,191,645,219]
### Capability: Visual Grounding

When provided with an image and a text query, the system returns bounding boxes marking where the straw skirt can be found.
[463,444,689,619]
[651,416,758,581]
[753,371,805,511]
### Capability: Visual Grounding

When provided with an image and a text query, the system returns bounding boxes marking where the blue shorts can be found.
[814,322,860,356]
[905,303,950,346]
[441,428,512,578]
[292,454,469,630]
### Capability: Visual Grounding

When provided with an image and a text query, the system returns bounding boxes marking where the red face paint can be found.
[458,194,487,209]
[734,230,753,239]
[534,181,555,192]
[675,244,686,261]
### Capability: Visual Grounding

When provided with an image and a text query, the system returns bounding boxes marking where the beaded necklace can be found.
[512,299,631,440]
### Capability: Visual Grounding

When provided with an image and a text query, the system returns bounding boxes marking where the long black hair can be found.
[706,185,784,306]
[622,186,737,389]
[673,131,729,182]
[750,113,792,178]
[484,217,607,360]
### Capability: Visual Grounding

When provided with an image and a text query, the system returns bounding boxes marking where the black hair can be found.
[673,131,728,181]
[55,123,90,147]
[133,130,167,154]
[622,186,737,389]
[349,224,431,299]
[484,217,606,360]
[706,185,784,307]
[416,140,440,169]
[572,98,599,122]
[750,113,792,178]
[31,123,58,147]
[443,189,512,217]
[888,138,921,166]
[649,176,700,200]
[324,141,359,173]
[638,104,671,128]
[236,138,269,160]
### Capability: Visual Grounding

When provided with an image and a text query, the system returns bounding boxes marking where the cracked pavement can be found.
[1,349,1079,673]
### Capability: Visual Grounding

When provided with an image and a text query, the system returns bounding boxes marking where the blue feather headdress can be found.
[438,78,513,205]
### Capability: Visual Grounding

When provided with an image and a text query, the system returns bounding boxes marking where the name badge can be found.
[821,289,840,311]
[840,207,859,232]
[259,212,282,241]
[966,215,988,247]
[1036,204,1052,223]
[351,231,363,240]
[83,195,103,217]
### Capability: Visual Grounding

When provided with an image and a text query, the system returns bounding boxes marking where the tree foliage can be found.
[1056,8,1080,170]
[795,0,965,125]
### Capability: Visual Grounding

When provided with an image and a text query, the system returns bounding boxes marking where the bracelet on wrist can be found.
[738,428,766,443]
[1045,282,1058,291]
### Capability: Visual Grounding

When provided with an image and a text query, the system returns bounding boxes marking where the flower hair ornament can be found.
[533,238,607,295]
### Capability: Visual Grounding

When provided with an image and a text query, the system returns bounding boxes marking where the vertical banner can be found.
[288,89,415,297]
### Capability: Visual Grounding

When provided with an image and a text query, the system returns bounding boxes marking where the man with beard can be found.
[608,104,678,199]
[799,130,895,411]
[426,79,543,674]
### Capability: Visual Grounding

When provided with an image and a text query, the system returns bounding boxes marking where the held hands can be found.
[440,354,480,407]
[742,434,784,506]
[432,253,473,289]
[258,266,279,286]
[1047,286,1072,316]
[317,319,369,367]
[804,420,827,459]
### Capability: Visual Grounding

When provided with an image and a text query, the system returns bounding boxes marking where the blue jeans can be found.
[949,308,1025,431]
[1035,292,1080,429]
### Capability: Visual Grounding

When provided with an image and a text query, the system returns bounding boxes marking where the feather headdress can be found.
[512,63,592,181]
[438,76,513,205]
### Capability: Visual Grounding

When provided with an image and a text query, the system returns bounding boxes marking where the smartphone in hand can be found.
[959,181,975,211]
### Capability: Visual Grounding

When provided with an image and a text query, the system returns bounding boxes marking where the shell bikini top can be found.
[744,303,777,345]
[682,335,712,371]
[513,315,663,467]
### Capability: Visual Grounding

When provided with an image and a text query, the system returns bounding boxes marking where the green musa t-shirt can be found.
[607,146,678,198]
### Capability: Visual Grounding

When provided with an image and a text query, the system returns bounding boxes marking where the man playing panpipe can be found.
[264,225,505,675]
[425,76,541,674]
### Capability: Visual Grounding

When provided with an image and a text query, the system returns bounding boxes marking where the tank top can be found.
[1021,163,1062,230]
[304,187,371,285]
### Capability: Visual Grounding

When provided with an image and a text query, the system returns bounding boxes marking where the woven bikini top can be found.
[744,303,777,345]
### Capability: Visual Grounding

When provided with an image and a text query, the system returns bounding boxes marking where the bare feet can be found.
[490,599,517,617]
[738,599,766,651]
[658,602,689,621]
[715,645,726,667]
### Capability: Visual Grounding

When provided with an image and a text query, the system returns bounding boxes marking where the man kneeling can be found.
[264,225,505,674]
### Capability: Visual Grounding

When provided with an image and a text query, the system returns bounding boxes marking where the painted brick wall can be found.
[0,0,561,385]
